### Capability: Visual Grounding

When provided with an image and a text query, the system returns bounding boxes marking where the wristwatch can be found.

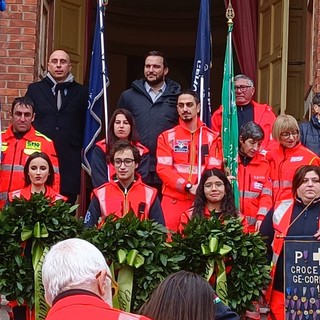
[185,183,192,192]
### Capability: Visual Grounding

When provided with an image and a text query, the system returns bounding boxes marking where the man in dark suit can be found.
[26,50,88,204]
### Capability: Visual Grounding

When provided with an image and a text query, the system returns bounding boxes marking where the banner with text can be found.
[284,240,320,318]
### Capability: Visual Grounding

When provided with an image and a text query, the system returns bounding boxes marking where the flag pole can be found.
[198,76,204,182]
[221,0,240,207]
[99,0,109,140]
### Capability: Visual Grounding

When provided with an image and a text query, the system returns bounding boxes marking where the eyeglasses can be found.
[204,182,224,189]
[96,271,119,297]
[114,158,135,167]
[280,130,299,139]
[234,85,252,92]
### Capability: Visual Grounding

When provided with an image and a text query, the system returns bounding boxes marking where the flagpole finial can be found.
[226,0,235,26]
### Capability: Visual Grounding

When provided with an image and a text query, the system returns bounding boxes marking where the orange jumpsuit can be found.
[157,118,222,231]
[267,143,320,202]
[0,125,60,208]
[238,153,272,232]
[8,185,66,202]
[211,100,277,152]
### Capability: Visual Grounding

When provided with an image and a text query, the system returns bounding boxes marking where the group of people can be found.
[2,48,320,320]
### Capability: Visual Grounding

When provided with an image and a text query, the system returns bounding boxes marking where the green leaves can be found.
[82,212,181,311]
[0,199,270,317]
[0,194,83,309]
[171,213,271,315]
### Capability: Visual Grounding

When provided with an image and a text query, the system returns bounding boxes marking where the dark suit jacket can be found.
[26,77,88,195]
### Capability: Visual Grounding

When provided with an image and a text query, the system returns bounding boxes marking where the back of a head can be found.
[139,270,216,320]
[42,238,109,306]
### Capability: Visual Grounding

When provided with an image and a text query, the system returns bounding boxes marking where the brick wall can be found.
[0,0,39,128]
[313,0,320,93]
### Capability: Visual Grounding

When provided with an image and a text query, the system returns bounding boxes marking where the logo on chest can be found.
[174,140,189,153]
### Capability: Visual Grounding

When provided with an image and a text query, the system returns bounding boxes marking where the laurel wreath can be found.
[0,196,270,317]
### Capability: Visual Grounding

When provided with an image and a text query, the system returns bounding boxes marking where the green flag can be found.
[221,24,239,207]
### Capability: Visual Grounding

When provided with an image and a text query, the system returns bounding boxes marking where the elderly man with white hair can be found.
[42,238,150,320]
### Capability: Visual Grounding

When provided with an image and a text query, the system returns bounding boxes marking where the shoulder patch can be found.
[35,131,53,142]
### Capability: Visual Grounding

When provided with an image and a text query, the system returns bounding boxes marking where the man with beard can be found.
[156,90,223,231]
[117,50,181,193]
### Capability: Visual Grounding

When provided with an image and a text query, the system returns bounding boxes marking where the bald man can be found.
[26,50,88,204]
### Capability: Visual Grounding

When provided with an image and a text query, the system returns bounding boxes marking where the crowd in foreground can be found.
[2,49,320,320]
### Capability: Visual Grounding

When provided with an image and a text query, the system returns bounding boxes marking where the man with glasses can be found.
[42,238,151,320]
[0,96,60,208]
[211,74,277,151]
[300,92,320,156]
[84,140,164,228]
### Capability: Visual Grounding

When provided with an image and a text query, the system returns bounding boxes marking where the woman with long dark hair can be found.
[179,168,246,232]
[192,169,239,218]
[90,109,149,188]
[8,152,66,202]
[139,271,216,320]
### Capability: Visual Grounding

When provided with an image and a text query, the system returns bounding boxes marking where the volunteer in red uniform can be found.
[267,114,320,203]
[238,121,272,232]
[8,152,66,203]
[211,74,277,152]
[157,89,222,231]
[0,97,60,207]
[90,109,149,188]
[42,238,151,320]
[260,165,320,320]
[84,140,164,228]
[179,168,244,230]
[7,152,65,320]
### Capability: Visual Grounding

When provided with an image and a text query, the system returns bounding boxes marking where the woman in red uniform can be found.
[179,169,244,229]
[91,109,149,188]
[8,152,65,320]
[8,152,66,202]
[267,115,320,203]
[260,165,320,320]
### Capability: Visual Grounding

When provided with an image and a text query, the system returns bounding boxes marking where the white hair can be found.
[42,238,110,306]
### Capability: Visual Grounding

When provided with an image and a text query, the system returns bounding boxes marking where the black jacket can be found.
[118,78,180,183]
[26,77,88,195]
[299,115,320,156]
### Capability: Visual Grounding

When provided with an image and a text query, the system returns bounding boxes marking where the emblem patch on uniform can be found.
[25,141,41,150]
[290,156,303,162]
[174,140,189,153]
[253,181,263,190]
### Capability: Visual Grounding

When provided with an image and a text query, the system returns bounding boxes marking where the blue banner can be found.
[191,0,211,128]
[284,240,320,318]
[82,4,108,175]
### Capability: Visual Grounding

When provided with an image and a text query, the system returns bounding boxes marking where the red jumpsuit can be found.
[211,100,277,151]
[45,291,150,320]
[84,175,164,228]
[267,143,320,202]
[238,153,272,232]
[157,118,222,231]
[0,125,60,207]
[8,185,66,202]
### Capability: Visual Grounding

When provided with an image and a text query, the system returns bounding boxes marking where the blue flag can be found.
[82,4,108,175]
[191,0,211,127]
